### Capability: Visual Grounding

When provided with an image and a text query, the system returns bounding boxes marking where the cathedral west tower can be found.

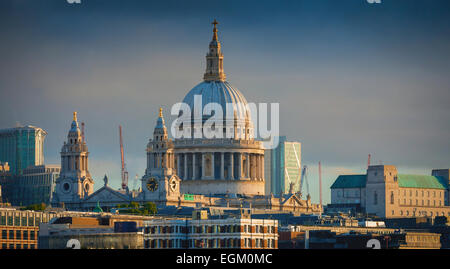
[52,112,94,208]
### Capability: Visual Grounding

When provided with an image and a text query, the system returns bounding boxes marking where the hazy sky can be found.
[1,0,449,204]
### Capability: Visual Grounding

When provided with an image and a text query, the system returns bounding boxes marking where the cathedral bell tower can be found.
[141,108,180,204]
[52,112,94,207]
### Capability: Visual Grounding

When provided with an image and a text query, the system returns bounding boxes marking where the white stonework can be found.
[52,112,94,209]
[51,22,322,216]
[173,20,264,196]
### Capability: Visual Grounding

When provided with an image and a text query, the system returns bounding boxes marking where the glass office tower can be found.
[265,136,302,195]
[0,126,47,176]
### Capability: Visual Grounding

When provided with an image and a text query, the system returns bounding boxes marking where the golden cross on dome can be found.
[73,111,77,122]
[159,107,163,117]
[212,19,219,41]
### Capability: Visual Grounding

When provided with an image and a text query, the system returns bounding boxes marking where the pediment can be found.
[84,186,131,203]
[281,194,306,206]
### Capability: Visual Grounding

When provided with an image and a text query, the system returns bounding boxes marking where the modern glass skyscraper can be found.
[264,136,302,195]
[0,126,47,175]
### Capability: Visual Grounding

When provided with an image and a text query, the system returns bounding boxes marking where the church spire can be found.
[212,19,218,41]
[155,107,166,130]
[203,19,226,82]
[70,111,80,133]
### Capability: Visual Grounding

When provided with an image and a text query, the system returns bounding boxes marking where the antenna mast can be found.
[81,122,85,142]
[119,125,128,190]
[319,161,323,207]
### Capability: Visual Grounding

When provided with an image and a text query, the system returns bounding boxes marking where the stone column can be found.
[202,153,206,179]
[184,153,188,180]
[192,153,196,179]
[259,154,263,180]
[250,154,254,180]
[253,154,257,180]
[246,153,250,179]
[229,153,234,180]
[258,154,262,180]
[261,154,266,180]
[237,153,242,179]
[253,154,259,180]
[177,154,181,174]
[220,152,225,179]
[261,154,265,181]
[211,153,215,179]
[255,154,259,180]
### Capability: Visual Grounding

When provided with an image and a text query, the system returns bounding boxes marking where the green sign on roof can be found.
[184,194,194,201]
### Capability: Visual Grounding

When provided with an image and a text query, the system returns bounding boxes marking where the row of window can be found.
[0,243,36,249]
[401,189,442,198]
[1,229,36,240]
[391,210,450,217]
[398,199,442,207]
[336,190,360,198]
[144,225,275,235]
[0,216,39,226]
[144,238,276,249]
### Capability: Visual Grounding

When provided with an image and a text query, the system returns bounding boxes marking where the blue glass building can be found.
[265,136,302,195]
[0,125,46,176]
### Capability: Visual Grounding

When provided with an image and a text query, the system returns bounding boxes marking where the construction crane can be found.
[367,154,371,169]
[319,161,323,207]
[119,125,129,191]
[298,165,309,198]
[286,143,302,195]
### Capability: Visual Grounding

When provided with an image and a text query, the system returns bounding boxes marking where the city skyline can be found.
[1,0,450,204]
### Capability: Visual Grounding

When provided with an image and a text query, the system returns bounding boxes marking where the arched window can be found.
[390,191,394,205]
[374,191,378,205]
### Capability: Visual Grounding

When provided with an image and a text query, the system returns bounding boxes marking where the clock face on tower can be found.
[169,178,177,191]
[146,177,158,192]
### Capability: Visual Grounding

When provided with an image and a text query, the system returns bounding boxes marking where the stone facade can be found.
[49,22,322,216]
[51,112,94,209]
[330,165,450,218]
[143,210,278,249]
